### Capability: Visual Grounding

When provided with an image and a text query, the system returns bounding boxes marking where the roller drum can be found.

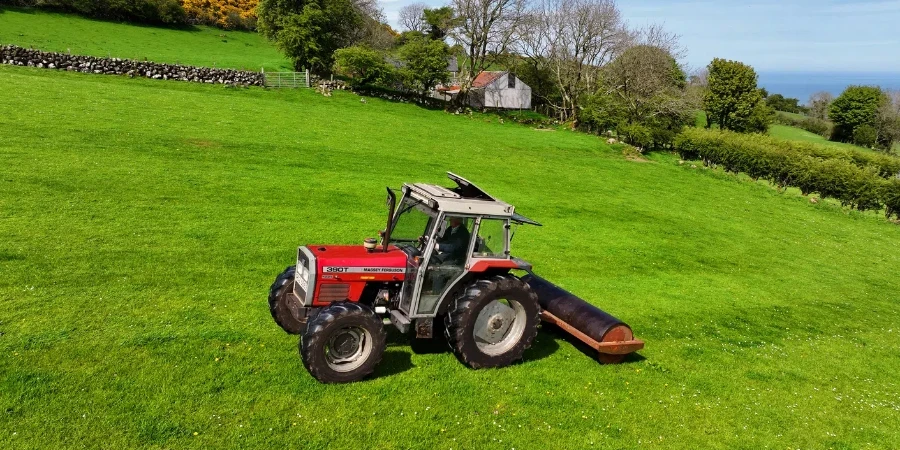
[522,273,633,345]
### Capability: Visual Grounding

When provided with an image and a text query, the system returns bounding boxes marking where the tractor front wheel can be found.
[445,275,539,369]
[268,266,305,334]
[300,302,387,383]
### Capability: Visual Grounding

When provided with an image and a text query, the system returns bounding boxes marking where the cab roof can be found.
[402,172,541,225]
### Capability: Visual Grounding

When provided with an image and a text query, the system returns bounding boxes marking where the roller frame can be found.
[540,309,645,357]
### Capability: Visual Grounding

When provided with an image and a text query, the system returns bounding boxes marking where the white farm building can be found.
[468,71,532,110]
[435,71,532,110]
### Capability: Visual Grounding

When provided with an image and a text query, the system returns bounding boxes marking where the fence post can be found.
[305,69,310,88]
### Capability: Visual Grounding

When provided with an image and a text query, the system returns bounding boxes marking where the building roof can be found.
[472,71,505,88]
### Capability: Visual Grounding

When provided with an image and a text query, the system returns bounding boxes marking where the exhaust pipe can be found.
[522,273,644,364]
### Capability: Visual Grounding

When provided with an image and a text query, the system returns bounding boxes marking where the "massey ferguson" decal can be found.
[323,267,405,274]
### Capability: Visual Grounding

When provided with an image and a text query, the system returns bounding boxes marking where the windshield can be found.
[390,196,435,244]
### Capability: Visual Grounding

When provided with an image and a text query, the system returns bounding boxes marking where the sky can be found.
[378,0,900,73]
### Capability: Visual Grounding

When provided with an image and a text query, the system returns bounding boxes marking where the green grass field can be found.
[769,124,880,152]
[0,6,291,71]
[2,64,900,449]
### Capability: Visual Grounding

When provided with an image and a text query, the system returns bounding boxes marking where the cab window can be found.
[473,219,507,258]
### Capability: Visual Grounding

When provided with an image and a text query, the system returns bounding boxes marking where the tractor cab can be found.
[384,173,538,322]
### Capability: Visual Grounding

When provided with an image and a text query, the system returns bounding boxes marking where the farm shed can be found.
[468,71,531,110]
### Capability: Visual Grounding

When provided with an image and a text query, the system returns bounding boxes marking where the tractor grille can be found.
[317,283,351,303]
[293,280,306,301]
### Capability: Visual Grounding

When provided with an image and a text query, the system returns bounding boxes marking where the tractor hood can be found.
[307,245,407,274]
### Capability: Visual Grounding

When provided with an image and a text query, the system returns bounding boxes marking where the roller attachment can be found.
[522,273,644,363]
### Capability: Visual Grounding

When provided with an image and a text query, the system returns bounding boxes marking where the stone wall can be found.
[0,45,264,86]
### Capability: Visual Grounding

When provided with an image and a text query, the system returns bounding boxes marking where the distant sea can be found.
[758,72,900,104]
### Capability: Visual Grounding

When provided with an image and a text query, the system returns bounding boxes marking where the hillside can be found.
[0,7,291,71]
[2,63,900,449]
[770,121,900,155]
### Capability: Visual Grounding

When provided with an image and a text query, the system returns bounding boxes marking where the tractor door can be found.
[405,215,476,317]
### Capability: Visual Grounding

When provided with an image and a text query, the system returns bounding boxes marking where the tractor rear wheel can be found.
[268,266,306,334]
[444,275,539,369]
[300,302,387,383]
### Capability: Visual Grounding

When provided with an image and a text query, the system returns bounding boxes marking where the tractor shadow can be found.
[371,349,414,379]
[373,320,647,379]
[370,327,416,379]
[384,322,561,364]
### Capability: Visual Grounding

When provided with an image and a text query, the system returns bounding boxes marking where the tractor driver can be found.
[434,217,470,264]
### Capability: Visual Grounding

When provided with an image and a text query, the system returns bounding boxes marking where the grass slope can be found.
[769,124,882,152]
[2,65,900,449]
[0,7,291,71]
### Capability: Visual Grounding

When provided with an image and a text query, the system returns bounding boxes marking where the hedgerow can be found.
[675,128,900,217]
[0,0,187,25]
[0,0,259,29]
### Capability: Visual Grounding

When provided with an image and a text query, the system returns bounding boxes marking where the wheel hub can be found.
[473,299,527,356]
[331,332,360,358]
[325,327,372,372]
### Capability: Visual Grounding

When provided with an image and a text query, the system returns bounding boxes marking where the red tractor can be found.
[269,173,643,383]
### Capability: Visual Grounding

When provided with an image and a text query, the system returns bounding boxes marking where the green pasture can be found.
[769,124,878,152]
[2,65,899,449]
[0,6,291,71]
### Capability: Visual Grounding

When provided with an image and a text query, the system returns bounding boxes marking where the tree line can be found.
[0,0,261,30]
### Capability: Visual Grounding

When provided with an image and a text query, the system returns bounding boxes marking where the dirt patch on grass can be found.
[622,147,651,162]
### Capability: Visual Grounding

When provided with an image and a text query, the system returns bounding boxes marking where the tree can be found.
[829,85,885,143]
[514,0,631,121]
[399,2,427,32]
[333,46,394,86]
[352,0,397,50]
[808,91,833,121]
[765,93,803,113]
[703,58,769,133]
[874,89,900,151]
[258,0,378,74]
[449,0,525,103]
[581,45,694,148]
[422,6,457,41]
[398,36,451,98]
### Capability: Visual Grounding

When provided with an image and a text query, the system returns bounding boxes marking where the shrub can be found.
[619,123,653,149]
[182,0,258,30]
[800,117,832,137]
[853,124,878,148]
[332,46,395,87]
[883,178,900,220]
[674,128,900,215]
